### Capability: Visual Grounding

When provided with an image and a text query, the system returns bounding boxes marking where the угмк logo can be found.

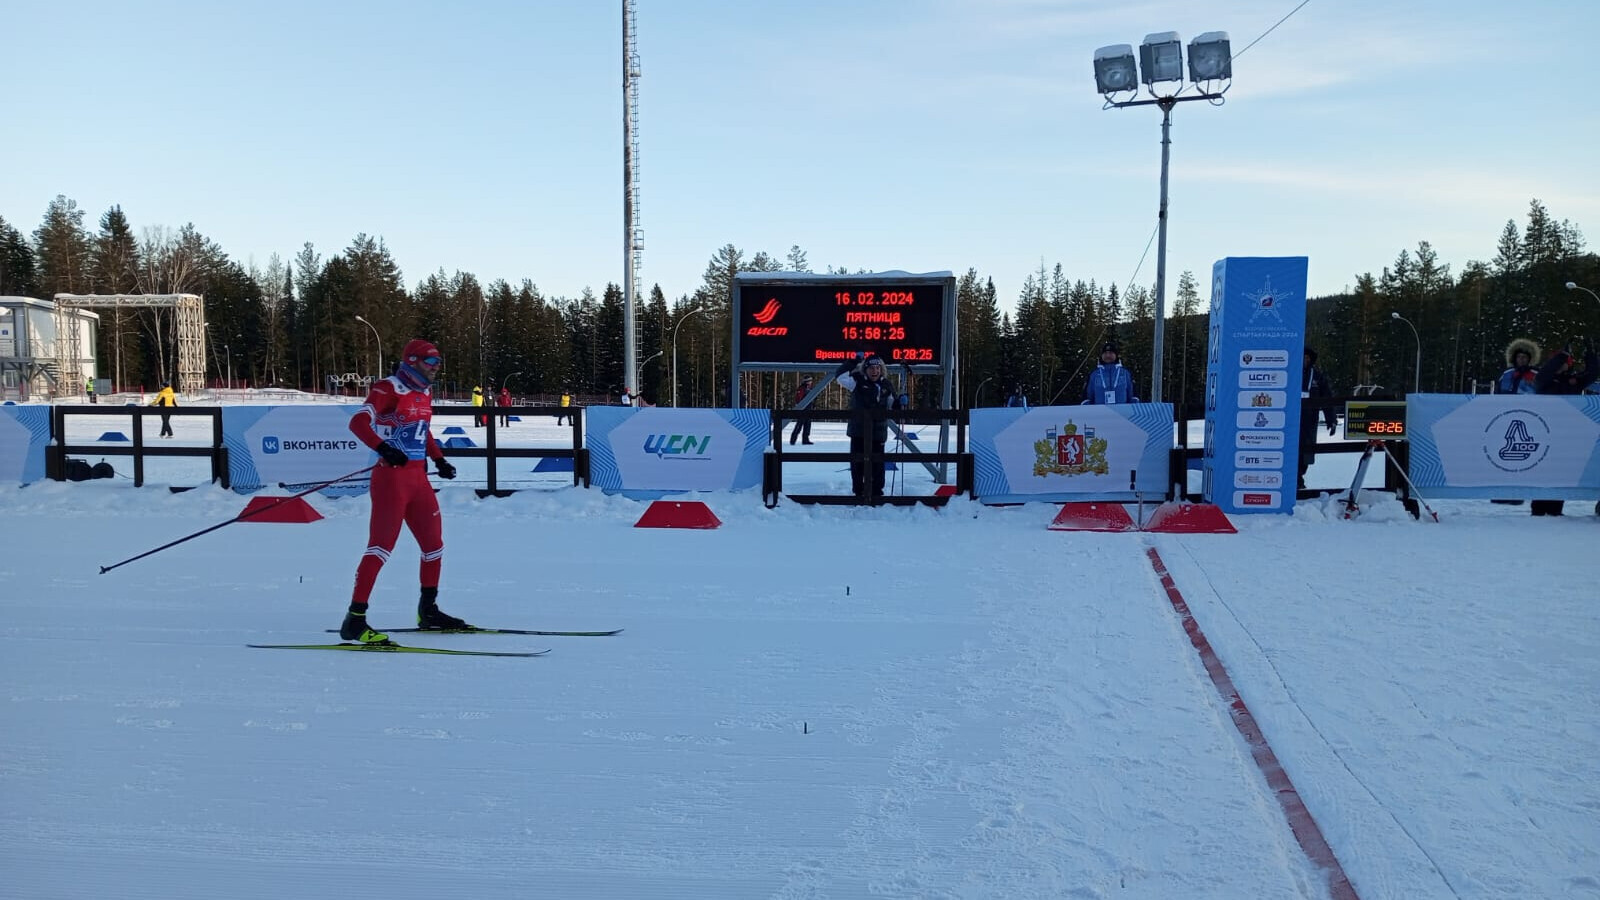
[643,433,712,459]
[747,298,787,336]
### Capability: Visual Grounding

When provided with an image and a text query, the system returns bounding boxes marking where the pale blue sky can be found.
[5,0,1596,308]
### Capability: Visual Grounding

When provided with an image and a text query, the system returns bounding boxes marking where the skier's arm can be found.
[349,383,395,450]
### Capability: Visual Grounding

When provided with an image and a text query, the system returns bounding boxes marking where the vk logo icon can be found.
[262,436,281,454]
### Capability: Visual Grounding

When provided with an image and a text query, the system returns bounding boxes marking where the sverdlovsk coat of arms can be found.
[1034,420,1109,477]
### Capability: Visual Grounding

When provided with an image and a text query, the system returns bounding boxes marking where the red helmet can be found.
[402,339,441,365]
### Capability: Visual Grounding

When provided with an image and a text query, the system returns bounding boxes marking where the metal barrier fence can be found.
[763,408,972,507]
[46,405,588,494]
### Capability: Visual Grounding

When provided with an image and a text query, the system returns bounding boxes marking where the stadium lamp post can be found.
[1391,312,1421,394]
[972,376,994,409]
[1094,31,1232,404]
[1568,281,1600,309]
[638,351,663,402]
[354,315,383,377]
[672,306,705,407]
[224,344,232,391]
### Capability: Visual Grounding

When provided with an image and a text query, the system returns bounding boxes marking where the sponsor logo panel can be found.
[1234,450,1284,469]
[1238,370,1290,389]
[1237,410,1287,430]
[1235,431,1285,449]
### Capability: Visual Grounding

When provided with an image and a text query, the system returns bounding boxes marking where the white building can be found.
[0,296,99,401]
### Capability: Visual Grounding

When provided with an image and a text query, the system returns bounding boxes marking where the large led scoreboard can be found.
[731,271,957,411]
[732,272,956,371]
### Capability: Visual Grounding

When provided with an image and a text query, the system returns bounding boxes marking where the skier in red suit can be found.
[339,338,467,643]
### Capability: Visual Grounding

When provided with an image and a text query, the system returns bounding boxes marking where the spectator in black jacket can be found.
[1530,342,1599,516]
[1298,347,1338,490]
[789,375,815,445]
[834,354,909,501]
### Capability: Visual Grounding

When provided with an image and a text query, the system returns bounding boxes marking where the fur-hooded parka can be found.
[1505,338,1540,367]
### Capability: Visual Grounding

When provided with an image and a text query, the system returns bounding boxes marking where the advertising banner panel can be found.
[0,405,50,484]
[586,407,770,498]
[1407,394,1600,499]
[971,403,1172,503]
[223,406,376,495]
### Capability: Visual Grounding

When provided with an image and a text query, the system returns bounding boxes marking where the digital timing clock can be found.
[732,274,954,370]
[1343,400,1409,441]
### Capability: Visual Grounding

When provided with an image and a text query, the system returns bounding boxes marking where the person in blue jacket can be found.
[1005,384,1029,409]
[1083,341,1138,404]
[834,353,909,500]
[1496,339,1540,395]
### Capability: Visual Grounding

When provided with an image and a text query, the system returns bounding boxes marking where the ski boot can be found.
[339,607,390,644]
[417,587,471,631]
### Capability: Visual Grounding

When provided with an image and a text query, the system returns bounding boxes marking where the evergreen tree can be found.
[786,245,810,272]
[33,195,92,296]
[92,206,142,390]
[0,214,38,297]
[1170,271,1203,415]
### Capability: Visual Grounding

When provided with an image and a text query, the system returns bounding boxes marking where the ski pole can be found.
[98,464,378,574]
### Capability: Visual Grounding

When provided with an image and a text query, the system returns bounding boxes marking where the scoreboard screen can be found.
[733,276,953,369]
[1343,400,1408,441]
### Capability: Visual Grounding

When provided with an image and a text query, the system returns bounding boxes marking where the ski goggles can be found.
[419,356,442,366]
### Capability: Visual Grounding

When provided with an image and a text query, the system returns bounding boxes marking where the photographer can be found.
[834,354,909,501]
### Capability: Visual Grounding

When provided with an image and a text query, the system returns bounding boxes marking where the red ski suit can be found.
[348,375,446,606]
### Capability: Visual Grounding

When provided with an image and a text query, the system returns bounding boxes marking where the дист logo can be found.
[752,299,781,324]
[748,299,787,335]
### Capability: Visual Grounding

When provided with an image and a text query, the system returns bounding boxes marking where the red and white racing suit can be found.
[348,375,446,606]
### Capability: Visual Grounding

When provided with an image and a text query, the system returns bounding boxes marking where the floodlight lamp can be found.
[1390,312,1401,320]
[1140,32,1184,88]
[1094,44,1138,95]
[1187,32,1232,82]
[1567,281,1579,289]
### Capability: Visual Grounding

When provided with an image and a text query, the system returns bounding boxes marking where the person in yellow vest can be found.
[471,384,485,427]
[86,376,97,404]
[556,390,572,426]
[150,381,177,437]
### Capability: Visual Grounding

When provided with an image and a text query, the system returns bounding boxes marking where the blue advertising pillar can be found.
[1202,257,1309,514]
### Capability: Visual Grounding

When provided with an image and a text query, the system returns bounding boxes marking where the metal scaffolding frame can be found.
[53,294,206,395]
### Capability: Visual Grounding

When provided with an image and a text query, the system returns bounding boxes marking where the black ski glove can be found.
[835,357,858,376]
[434,457,457,480]
[376,443,408,467]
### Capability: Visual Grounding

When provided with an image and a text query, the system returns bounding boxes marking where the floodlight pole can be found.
[1105,91,1222,405]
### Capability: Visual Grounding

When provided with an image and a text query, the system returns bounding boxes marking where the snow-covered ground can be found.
[3,401,1597,899]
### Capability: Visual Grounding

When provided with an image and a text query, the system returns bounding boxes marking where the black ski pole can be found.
[98,464,378,575]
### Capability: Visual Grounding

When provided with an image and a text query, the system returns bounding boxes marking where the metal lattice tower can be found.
[623,0,644,395]
[53,294,206,395]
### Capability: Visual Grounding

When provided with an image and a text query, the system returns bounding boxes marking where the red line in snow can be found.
[1145,546,1360,900]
